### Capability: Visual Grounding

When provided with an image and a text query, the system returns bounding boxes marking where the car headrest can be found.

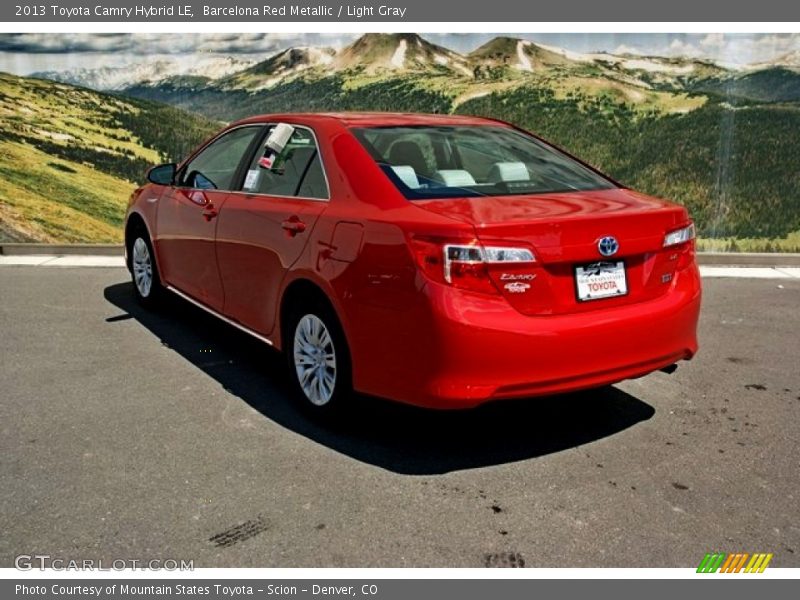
[388,141,429,177]
[433,170,477,187]
[390,165,421,189]
[487,162,530,183]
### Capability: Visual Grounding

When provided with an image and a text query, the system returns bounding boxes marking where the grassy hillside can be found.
[0,73,218,242]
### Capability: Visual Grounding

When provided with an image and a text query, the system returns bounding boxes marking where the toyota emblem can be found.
[598,236,619,257]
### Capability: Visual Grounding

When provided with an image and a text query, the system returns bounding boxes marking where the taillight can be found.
[411,237,535,295]
[443,244,496,294]
[664,223,695,247]
[663,223,696,270]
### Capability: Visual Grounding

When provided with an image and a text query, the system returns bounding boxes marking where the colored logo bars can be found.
[697,552,773,573]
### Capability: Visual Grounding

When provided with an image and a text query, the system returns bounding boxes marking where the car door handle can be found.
[202,204,218,221]
[281,217,307,235]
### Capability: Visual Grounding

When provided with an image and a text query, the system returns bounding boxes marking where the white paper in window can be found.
[243,169,260,191]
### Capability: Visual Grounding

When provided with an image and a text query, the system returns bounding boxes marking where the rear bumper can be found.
[355,264,701,409]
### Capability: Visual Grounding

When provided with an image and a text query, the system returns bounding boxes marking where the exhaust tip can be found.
[660,363,679,375]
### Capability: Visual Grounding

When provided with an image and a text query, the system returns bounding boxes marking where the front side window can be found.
[352,125,616,200]
[242,126,328,199]
[179,126,262,191]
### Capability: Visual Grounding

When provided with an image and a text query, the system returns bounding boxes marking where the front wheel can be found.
[287,305,352,417]
[129,233,162,307]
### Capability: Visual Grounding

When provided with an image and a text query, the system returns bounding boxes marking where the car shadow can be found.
[104,282,655,475]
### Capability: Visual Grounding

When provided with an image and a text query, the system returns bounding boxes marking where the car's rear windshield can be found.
[351,125,616,200]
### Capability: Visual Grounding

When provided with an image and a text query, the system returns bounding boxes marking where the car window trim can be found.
[231,122,331,203]
[174,124,266,191]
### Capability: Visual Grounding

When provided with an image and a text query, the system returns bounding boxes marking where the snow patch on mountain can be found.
[33,56,256,90]
[749,49,800,70]
[535,43,614,63]
[391,40,408,68]
[622,59,695,74]
[516,41,533,71]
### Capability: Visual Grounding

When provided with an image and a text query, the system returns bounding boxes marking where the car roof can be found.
[232,112,506,128]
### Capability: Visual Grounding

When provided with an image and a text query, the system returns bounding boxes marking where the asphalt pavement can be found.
[0,266,798,567]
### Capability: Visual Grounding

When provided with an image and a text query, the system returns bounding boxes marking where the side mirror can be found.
[147,163,176,185]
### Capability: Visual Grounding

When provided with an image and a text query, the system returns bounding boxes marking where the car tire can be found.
[285,300,352,418]
[128,229,162,308]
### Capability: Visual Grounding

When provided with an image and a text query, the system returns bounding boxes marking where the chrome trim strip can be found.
[227,190,329,203]
[166,285,274,346]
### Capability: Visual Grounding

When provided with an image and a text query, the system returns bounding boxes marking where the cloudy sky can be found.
[0,32,798,74]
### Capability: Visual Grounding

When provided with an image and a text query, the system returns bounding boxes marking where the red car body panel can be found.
[215,194,327,336]
[126,112,701,409]
[156,186,228,311]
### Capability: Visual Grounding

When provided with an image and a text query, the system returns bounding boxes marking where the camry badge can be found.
[598,236,619,257]
[504,282,531,293]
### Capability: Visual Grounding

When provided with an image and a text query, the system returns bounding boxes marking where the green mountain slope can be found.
[691,67,800,103]
[123,34,800,239]
[456,88,800,238]
[0,73,218,242]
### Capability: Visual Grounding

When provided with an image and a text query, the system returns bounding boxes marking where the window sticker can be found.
[258,153,276,169]
[243,169,260,190]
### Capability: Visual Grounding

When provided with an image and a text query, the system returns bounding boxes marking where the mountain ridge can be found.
[29,33,798,93]
[33,55,256,91]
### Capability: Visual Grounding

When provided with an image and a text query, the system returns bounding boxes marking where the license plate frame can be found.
[574,260,628,302]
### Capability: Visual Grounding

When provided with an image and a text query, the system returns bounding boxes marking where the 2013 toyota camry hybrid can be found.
[125,112,701,414]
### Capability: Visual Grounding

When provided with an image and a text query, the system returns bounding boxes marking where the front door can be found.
[155,125,264,311]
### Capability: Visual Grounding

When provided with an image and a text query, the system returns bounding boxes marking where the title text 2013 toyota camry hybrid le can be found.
[125,112,701,414]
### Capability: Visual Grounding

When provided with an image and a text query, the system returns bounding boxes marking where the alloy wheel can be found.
[293,314,337,406]
[132,237,153,298]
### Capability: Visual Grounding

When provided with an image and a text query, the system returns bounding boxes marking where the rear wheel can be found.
[286,302,352,417]
[129,232,162,307]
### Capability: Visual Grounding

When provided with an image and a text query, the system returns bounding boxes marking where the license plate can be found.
[575,261,628,301]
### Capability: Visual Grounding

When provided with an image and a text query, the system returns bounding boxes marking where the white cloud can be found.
[700,33,725,48]
[613,44,643,55]
[668,38,701,57]
[1,33,799,77]
[0,33,359,55]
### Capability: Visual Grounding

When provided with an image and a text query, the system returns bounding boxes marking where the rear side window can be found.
[242,126,328,199]
[179,126,262,191]
[352,125,615,200]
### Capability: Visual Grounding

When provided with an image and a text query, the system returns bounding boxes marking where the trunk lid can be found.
[415,188,693,315]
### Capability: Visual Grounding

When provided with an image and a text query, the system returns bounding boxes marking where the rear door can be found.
[215,124,329,336]
[156,125,264,311]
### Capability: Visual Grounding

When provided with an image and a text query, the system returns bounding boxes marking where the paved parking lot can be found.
[1,267,798,567]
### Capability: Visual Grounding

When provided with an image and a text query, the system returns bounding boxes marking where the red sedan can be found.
[125,112,701,414]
